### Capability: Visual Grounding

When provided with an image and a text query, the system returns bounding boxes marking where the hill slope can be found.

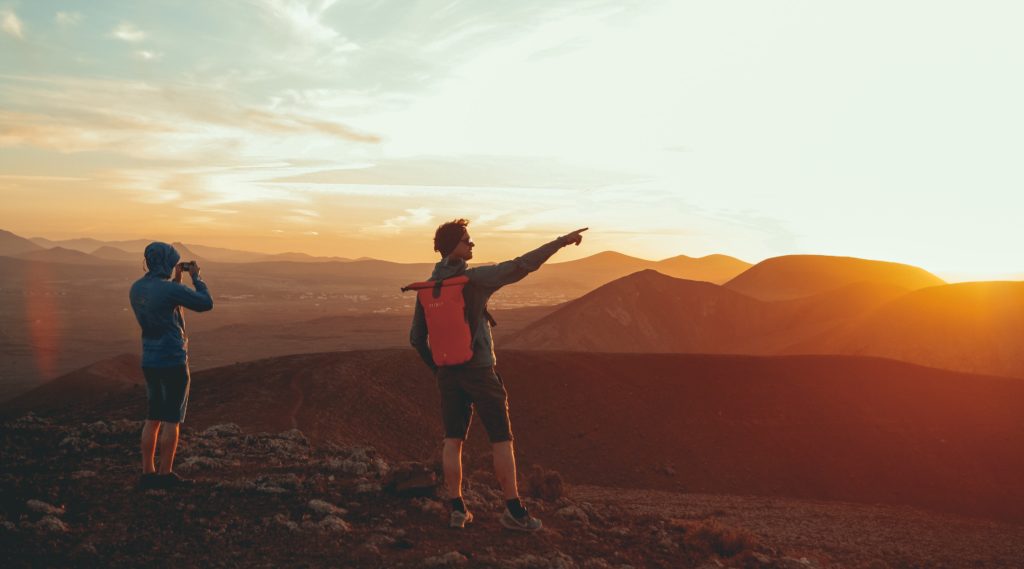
[724,255,945,301]
[7,349,1024,522]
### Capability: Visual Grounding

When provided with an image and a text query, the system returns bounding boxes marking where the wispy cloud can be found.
[55,12,83,27]
[134,50,163,61]
[110,22,147,42]
[1,9,24,39]
[363,207,433,235]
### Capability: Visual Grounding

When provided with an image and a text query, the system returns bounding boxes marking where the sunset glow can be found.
[1,1,1022,281]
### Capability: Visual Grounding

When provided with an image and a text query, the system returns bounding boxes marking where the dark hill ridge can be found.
[0,229,44,256]
[789,281,1024,378]
[724,254,945,301]
[508,270,1023,379]
[6,349,1024,523]
[14,247,109,265]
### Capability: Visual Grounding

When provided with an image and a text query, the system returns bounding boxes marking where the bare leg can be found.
[157,421,180,474]
[442,438,464,499]
[492,440,520,500]
[141,420,161,474]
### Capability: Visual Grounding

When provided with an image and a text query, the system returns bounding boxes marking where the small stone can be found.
[318,515,351,532]
[71,470,97,480]
[27,499,65,516]
[424,551,468,567]
[307,499,347,516]
[555,505,589,525]
[35,516,70,532]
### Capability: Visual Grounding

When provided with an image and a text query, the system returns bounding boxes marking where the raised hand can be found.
[561,227,589,246]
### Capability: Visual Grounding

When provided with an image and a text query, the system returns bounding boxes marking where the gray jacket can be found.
[410,237,567,370]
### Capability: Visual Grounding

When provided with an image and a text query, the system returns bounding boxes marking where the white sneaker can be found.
[500,508,542,532]
[449,509,474,529]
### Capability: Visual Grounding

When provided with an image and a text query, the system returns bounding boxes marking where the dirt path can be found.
[573,485,1024,569]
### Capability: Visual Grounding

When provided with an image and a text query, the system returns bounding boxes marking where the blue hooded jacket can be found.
[129,242,213,368]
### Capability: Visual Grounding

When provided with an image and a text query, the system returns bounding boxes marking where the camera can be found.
[180,261,196,272]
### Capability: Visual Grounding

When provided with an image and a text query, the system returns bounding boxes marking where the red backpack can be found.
[402,276,473,366]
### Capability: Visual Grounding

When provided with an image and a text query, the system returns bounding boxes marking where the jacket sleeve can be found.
[169,278,214,312]
[465,237,566,290]
[409,299,437,372]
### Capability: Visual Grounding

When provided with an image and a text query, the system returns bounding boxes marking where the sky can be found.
[1,0,1022,280]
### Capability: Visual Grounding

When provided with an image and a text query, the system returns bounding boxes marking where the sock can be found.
[506,498,528,519]
[450,497,466,513]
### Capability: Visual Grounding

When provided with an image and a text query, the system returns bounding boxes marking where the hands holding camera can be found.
[173,261,201,283]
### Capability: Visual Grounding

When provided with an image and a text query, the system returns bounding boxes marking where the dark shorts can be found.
[437,366,513,443]
[143,366,190,423]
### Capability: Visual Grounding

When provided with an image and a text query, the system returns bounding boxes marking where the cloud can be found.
[363,207,433,235]
[134,50,163,61]
[110,22,147,42]
[55,12,83,27]
[1,9,23,38]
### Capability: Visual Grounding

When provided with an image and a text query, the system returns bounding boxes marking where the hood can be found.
[430,257,467,280]
[144,242,180,278]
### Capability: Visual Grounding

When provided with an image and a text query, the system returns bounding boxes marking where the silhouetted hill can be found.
[530,251,751,294]
[724,255,945,301]
[790,281,1024,378]
[14,247,111,265]
[1,354,142,418]
[508,270,768,353]
[90,246,140,262]
[0,229,44,256]
[6,349,1023,523]
[507,271,906,354]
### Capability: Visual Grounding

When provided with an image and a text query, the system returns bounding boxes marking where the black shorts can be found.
[143,366,190,423]
[437,366,513,443]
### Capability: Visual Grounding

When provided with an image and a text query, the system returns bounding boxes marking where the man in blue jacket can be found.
[410,219,586,531]
[129,242,213,490]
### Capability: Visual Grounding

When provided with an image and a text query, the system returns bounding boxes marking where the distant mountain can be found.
[789,281,1024,379]
[508,269,1021,378]
[535,251,751,287]
[29,236,153,254]
[507,270,906,355]
[724,255,945,301]
[0,229,44,256]
[170,242,205,264]
[262,252,353,263]
[91,246,140,262]
[14,246,109,265]
[7,349,1024,522]
[508,270,767,353]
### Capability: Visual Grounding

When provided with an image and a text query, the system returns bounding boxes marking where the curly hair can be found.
[433,218,469,257]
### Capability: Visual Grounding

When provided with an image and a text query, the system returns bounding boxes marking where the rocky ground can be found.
[2,414,826,569]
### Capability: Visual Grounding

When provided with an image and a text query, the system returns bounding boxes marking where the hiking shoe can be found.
[500,508,542,532]
[449,509,474,529]
[158,472,194,488]
[138,473,162,491]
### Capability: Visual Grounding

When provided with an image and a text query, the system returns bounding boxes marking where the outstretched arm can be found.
[169,277,213,312]
[466,228,588,290]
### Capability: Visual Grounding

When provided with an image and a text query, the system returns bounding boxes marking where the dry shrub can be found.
[672,518,761,559]
[521,464,567,502]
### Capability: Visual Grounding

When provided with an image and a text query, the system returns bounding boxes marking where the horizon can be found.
[3,2,1023,281]
[10,227,1023,283]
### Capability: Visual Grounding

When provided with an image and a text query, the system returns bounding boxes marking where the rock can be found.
[555,505,590,526]
[385,462,438,497]
[664,466,677,476]
[308,499,347,516]
[71,470,97,479]
[27,499,65,516]
[424,551,468,567]
[178,456,239,472]
[0,521,16,532]
[35,516,70,533]
[202,423,243,437]
[522,464,566,502]
[273,513,299,531]
[583,560,613,569]
[354,481,382,494]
